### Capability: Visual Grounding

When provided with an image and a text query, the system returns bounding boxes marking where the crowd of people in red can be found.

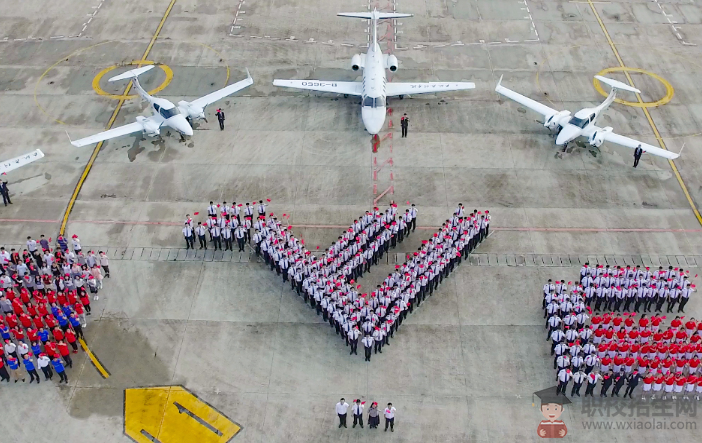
[0,234,109,385]
[544,266,702,400]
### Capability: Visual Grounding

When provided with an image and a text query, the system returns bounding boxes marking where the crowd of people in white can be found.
[254,202,490,360]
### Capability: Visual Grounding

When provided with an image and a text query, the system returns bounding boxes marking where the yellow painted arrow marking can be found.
[124,386,241,443]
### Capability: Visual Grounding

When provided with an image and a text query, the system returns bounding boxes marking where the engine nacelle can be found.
[589,126,613,148]
[137,116,161,137]
[177,100,205,120]
[351,54,362,71]
[386,54,398,72]
[543,110,571,132]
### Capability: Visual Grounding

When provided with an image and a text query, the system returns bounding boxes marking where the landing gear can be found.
[399,95,404,99]
[343,94,349,98]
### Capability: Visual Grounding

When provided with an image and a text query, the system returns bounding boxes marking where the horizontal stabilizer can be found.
[338,11,413,20]
[108,65,156,82]
[595,76,640,94]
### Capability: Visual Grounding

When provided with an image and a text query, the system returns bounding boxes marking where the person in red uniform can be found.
[649,358,661,373]
[26,327,38,343]
[52,327,64,342]
[640,328,652,343]
[651,315,663,332]
[613,354,625,373]
[661,357,674,375]
[26,303,37,317]
[11,298,23,315]
[662,327,674,343]
[624,315,635,331]
[19,312,32,329]
[675,357,687,374]
[44,341,57,359]
[675,329,687,343]
[12,327,25,342]
[639,314,650,329]
[685,318,697,334]
[57,340,72,368]
[44,314,57,329]
[37,302,48,318]
[6,312,18,329]
[65,329,78,353]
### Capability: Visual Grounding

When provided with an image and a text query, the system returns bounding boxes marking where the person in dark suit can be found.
[633,145,644,168]
[0,180,11,206]
[215,108,225,130]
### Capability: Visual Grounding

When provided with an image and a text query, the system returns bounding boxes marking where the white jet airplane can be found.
[273,9,476,135]
[0,149,44,175]
[68,65,253,147]
[495,75,680,160]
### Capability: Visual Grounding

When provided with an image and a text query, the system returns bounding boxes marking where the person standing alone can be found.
[215,108,225,130]
[384,403,396,432]
[0,180,11,206]
[633,145,644,168]
[400,113,409,138]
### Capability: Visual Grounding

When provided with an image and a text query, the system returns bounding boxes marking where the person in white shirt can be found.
[352,399,364,428]
[384,403,396,432]
[362,335,373,361]
[336,398,349,428]
[71,235,81,253]
[99,251,110,278]
[182,224,195,249]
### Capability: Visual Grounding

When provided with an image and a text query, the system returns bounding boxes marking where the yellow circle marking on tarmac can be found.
[92,60,174,100]
[592,67,674,108]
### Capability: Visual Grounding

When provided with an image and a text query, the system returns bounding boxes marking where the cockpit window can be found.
[568,116,589,129]
[159,107,179,119]
[362,97,385,108]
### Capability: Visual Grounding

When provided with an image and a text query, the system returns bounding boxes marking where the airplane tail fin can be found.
[595,75,641,94]
[108,65,156,82]
[338,9,413,46]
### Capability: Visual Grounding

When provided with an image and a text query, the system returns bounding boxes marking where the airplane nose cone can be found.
[362,107,386,135]
[173,116,193,136]
[556,126,579,146]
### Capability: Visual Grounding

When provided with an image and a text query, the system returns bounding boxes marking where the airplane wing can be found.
[0,149,44,175]
[68,122,145,147]
[386,82,475,97]
[601,130,680,160]
[495,76,558,118]
[189,72,254,109]
[272,80,363,96]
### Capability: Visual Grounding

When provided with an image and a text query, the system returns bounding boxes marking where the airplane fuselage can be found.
[134,80,193,137]
[554,94,614,146]
[360,42,388,135]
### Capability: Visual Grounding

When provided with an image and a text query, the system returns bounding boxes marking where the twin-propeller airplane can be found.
[495,75,680,160]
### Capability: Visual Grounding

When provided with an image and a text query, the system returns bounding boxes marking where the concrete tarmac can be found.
[1,0,702,441]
